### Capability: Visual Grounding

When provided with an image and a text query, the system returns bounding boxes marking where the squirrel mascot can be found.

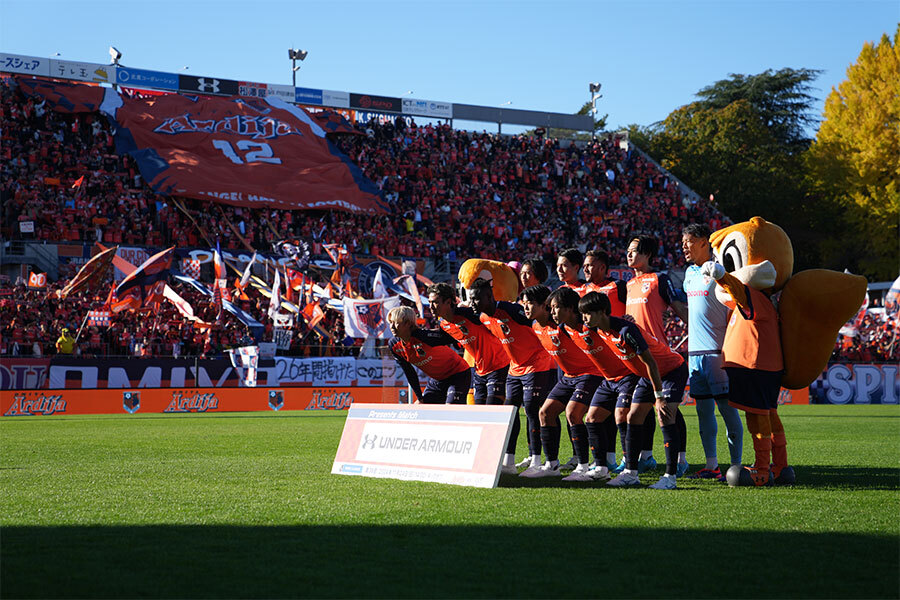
[701,217,867,486]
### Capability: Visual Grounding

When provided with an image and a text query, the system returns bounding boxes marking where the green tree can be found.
[806,26,900,280]
[629,68,837,271]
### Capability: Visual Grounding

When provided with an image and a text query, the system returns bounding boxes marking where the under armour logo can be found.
[362,434,377,450]
[197,78,220,93]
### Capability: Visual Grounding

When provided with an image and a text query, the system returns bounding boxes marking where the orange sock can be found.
[746,412,773,476]
[770,409,788,477]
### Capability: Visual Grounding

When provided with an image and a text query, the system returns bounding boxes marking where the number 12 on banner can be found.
[212,140,282,165]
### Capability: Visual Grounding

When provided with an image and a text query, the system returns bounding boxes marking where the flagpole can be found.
[74,311,91,343]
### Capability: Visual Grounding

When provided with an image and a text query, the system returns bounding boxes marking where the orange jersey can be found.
[625,272,680,342]
[593,316,684,379]
[722,285,784,372]
[581,278,628,317]
[480,301,555,377]
[438,306,509,376]
[532,322,600,377]
[389,329,470,381]
[563,323,632,380]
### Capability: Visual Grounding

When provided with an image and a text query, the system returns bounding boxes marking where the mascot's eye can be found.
[721,240,744,273]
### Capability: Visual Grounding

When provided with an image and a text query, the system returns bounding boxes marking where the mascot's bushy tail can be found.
[779,269,868,389]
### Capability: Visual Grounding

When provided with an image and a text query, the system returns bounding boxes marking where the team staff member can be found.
[387,306,472,405]
[580,291,688,490]
[472,279,556,475]
[681,224,743,479]
[625,235,689,475]
[427,283,510,405]
[518,286,603,480]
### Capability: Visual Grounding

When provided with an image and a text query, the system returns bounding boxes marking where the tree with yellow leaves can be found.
[807,25,899,280]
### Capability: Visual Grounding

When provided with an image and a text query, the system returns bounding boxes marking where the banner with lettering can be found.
[100,88,387,214]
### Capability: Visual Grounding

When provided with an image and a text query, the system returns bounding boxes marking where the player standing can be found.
[579,292,688,489]
[681,224,744,479]
[518,286,604,480]
[471,279,557,474]
[625,235,689,475]
[387,306,472,404]
[427,283,510,405]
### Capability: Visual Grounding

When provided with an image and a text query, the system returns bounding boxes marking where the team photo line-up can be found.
[386,226,793,490]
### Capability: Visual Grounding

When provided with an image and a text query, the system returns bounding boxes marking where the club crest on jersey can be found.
[458,323,469,337]
[581,332,594,346]
[413,343,427,358]
[642,281,651,293]
[123,391,140,414]
[499,320,511,336]
[550,335,561,347]
[356,304,383,332]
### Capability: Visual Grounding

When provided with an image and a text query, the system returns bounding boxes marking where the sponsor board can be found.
[323,90,349,108]
[1,386,403,416]
[332,404,516,488]
[116,67,179,90]
[349,93,401,113]
[49,59,114,83]
[811,363,899,404]
[401,98,452,119]
[178,74,239,96]
[0,53,50,76]
[0,358,50,390]
[295,87,323,105]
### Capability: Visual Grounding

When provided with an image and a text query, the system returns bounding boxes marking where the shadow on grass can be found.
[2,524,896,599]
[499,465,900,491]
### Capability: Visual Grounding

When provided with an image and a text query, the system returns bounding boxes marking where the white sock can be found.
[678,451,687,463]
[530,454,541,467]
[623,468,637,476]
[548,459,559,468]
[503,453,515,467]
[639,450,653,460]
[606,452,617,464]
[596,465,609,476]
[705,457,718,470]
[577,463,589,471]
[663,473,676,479]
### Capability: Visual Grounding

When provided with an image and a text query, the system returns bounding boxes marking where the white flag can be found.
[342,296,400,339]
[372,266,388,299]
[240,252,257,288]
[268,267,281,321]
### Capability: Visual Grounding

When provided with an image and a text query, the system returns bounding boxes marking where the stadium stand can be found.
[2,77,891,362]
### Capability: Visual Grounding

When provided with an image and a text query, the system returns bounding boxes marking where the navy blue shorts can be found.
[591,374,639,409]
[472,365,508,405]
[506,369,557,408]
[546,374,603,406]
[632,362,688,405]
[422,368,473,404]
[725,367,783,414]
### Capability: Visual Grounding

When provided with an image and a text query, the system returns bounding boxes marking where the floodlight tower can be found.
[109,46,122,65]
[288,48,308,87]
[588,82,602,135]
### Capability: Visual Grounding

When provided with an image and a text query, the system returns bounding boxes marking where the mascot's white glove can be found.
[701,260,726,281]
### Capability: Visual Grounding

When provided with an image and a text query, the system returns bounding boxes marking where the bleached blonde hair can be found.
[388,305,416,326]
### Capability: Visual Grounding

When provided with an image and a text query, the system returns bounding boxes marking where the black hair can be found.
[427,282,455,302]
[522,258,548,283]
[557,247,583,266]
[682,223,711,239]
[630,235,658,259]
[578,291,612,315]
[547,286,580,310]
[584,249,610,268]
[471,278,494,296]
[519,284,551,305]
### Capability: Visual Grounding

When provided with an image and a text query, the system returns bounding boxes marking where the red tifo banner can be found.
[101,88,387,213]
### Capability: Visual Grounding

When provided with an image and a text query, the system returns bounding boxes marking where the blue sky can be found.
[1,0,896,133]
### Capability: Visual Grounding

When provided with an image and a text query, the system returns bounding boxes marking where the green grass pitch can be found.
[1,404,898,599]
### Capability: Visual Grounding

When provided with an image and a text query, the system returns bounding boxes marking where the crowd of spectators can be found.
[0,77,890,365]
[832,311,899,363]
